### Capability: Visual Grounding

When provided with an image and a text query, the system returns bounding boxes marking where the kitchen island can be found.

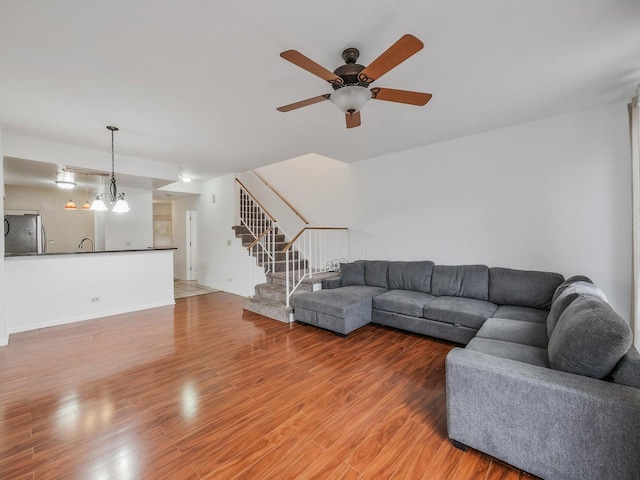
[4,248,176,336]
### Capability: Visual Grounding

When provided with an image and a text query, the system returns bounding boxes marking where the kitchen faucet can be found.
[78,237,95,252]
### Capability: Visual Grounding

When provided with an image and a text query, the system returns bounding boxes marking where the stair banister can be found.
[247,227,275,294]
[283,227,349,307]
[235,178,277,225]
[251,170,309,225]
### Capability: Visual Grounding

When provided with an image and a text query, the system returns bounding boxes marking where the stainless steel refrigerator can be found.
[4,214,45,254]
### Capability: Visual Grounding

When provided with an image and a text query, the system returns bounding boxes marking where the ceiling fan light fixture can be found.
[330,86,372,113]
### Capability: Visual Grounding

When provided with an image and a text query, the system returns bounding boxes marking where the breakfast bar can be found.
[4,248,176,335]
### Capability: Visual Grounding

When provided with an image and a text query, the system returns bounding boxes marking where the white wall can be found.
[171,195,198,279]
[348,100,631,319]
[252,153,352,229]
[4,184,95,252]
[102,186,153,250]
[4,250,175,334]
[0,126,6,345]
[197,173,257,295]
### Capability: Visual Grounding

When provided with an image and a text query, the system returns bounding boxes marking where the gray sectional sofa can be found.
[293,260,640,480]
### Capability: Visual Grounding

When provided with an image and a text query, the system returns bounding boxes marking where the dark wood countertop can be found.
[5,247,177,258]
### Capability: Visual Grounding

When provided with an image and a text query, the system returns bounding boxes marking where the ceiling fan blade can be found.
[280,50,343,85]
[358,34,424,84]
[371,87,432,106]
[277,94,331,112]
[345,111,361,129]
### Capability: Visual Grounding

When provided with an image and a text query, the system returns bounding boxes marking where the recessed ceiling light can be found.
[55,180,76,189]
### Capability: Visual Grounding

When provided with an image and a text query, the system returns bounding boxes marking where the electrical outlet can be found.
[90,297,101,303]
[227,240,231,246]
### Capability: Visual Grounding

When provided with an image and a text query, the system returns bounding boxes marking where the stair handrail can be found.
[246,227,274,251]
[284,227,349,307]
[252,170,309,225]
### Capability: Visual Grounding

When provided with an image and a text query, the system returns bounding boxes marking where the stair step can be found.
[250,250,299,261]
[255,283,287,303]
[241,233,286,246]
[259,259,308,273]
[266,270,340,288]
[232,225,279,238]
[243,297,293,323]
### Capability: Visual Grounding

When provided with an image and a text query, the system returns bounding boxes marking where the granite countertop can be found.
[5,247,177,258]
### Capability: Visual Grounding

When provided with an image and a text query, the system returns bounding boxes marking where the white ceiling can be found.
[1,0,640,182]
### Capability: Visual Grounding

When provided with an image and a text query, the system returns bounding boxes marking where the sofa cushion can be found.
[476,318,548,349]
[388,261,434,293]
[422,296,498,330]
[431,265,489,301]
[340,262,365,286]
[466,337,550,367]
[548,296,632,379]
[372,290,435,317]
[551,274,594,304]
[363,261,390,289]
[294,285,387,318]
[488,267,564,310]
[547,282,608,338]
[609,346,640,389]
[492,305,548,324]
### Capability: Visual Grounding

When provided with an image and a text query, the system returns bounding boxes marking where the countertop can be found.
[5,247,177,258]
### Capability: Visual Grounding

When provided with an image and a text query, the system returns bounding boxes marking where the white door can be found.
[186,210,198,280]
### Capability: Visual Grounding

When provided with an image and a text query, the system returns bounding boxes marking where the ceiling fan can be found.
[277,34,432,129]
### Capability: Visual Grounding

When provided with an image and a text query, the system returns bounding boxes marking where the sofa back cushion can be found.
[363,261,390,289]
[431,265,489,301]
[609,346,640,389]
[551,275,593,304]
[547,281,607,338]
[548,296,632,379]
[388,261,434,293]
[489,267,564,310]
[340,262,365,286]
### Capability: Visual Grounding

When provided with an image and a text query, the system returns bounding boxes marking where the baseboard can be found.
[7,299,177,336]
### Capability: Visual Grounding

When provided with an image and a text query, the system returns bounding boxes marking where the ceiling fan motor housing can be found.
[333,47,369,89]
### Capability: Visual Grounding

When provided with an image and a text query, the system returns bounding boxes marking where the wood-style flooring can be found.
[0,292,536,479]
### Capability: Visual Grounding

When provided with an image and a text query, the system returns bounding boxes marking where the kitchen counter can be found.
[4,248,176,336]
[5,247,176,257]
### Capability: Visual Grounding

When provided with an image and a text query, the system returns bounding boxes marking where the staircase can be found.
[234,175,346,324]
[233,225,338,322]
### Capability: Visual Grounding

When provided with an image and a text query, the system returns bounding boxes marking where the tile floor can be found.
[174,279,219,299]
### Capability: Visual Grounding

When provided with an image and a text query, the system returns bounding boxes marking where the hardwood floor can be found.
[0,292,536,479]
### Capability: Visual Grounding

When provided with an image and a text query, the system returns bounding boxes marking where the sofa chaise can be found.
[293,260,640,480]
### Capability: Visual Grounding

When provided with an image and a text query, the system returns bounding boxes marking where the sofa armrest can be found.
[446,348,640,480]
[322,277,342,289]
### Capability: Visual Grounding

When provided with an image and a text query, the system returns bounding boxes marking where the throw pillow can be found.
[548,296,632,379]
[551,275,593,304]
[546,282,607,338]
